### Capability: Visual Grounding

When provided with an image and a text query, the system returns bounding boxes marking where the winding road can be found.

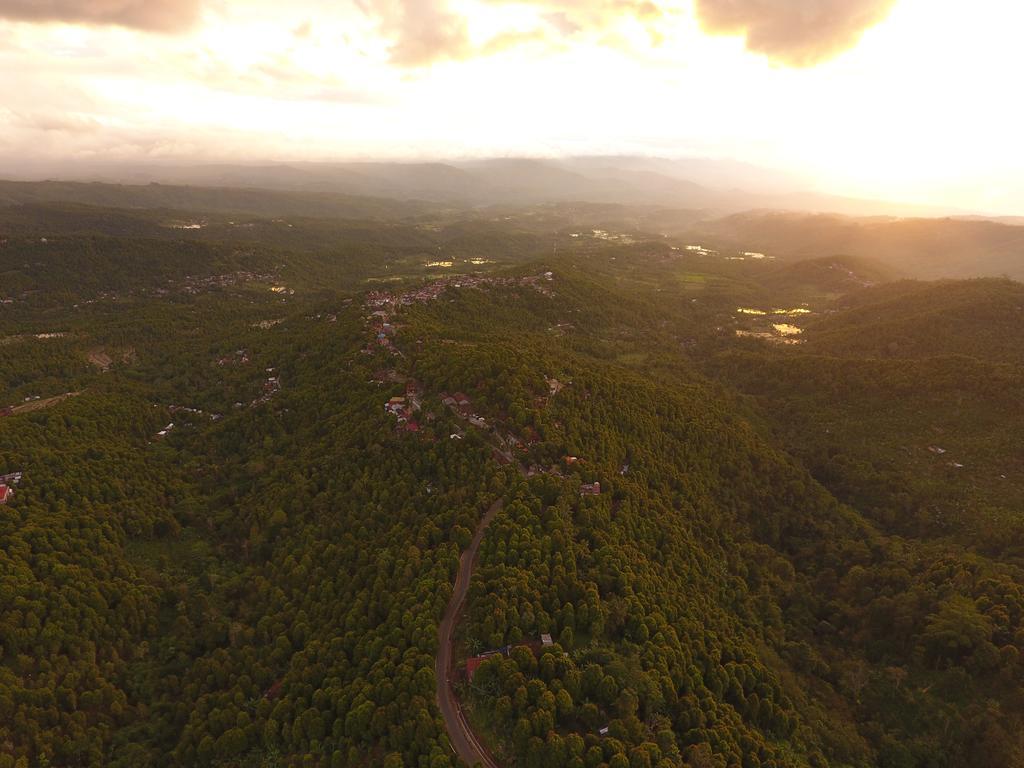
[436,497,503,768]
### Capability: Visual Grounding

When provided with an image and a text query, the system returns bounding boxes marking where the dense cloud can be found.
[1,1,896,65]
[355,0,471,66]
[357,0,667,65]
[356,0,895,67]
[694,0,898,66]
[0,0,202,32]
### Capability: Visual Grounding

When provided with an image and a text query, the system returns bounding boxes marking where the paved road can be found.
[436,498,504,768]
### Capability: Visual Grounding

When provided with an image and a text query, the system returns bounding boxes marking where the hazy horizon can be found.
[1,0,1022,215]
[0,153,994,221]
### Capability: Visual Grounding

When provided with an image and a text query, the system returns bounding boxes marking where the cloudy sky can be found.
[0,0,1022,213]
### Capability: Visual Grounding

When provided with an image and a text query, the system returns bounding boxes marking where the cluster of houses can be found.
[384,382,423,432]
[440,392,492,431]
[363,309,400,355]
[364,271,556,313]
[233,370,283,410]
[148,270,277,298]
[217,349,251,366]
[168,404,222,421]
[0,471,23,505]
[363,272,556,359]
[441,392,472,414]
[252,370,282,408]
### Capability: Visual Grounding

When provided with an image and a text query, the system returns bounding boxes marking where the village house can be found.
[465,656,485,681]
[405,381,422,410]
[452,392,472,414]
[465,648,508,681]
[580,482,601,496]
[465,652,511,682]
[0,484,12,504]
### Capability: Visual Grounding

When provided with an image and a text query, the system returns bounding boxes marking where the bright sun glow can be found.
[0,0,1021,213]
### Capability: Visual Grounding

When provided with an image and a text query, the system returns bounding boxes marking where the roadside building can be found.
[466,656,485,681]
[466,649,507,681]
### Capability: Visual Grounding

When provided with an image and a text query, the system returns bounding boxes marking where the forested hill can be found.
[1,207,1023,768]
[0,180,440,220]
[687,211,1024,280]
[802,278,1024,363]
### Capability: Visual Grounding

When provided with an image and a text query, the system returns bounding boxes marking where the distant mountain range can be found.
[2,156,974,218]
[2,154,1022,282]
[688,211,1024,280]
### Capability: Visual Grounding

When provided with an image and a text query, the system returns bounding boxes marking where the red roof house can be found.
[466,656,484,681]
[0,485,11,504]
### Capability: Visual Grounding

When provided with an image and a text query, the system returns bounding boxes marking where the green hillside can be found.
[1,201,1023,768]
[689,212,1024,280]
[804,278,1024,363]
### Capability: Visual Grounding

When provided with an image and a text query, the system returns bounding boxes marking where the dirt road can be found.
[8,391,81,415]
[435,498,503,768]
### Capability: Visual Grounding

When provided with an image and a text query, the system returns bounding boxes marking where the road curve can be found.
[436,498,503,768]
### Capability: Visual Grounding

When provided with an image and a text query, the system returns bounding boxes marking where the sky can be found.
[0,0,1022,214]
